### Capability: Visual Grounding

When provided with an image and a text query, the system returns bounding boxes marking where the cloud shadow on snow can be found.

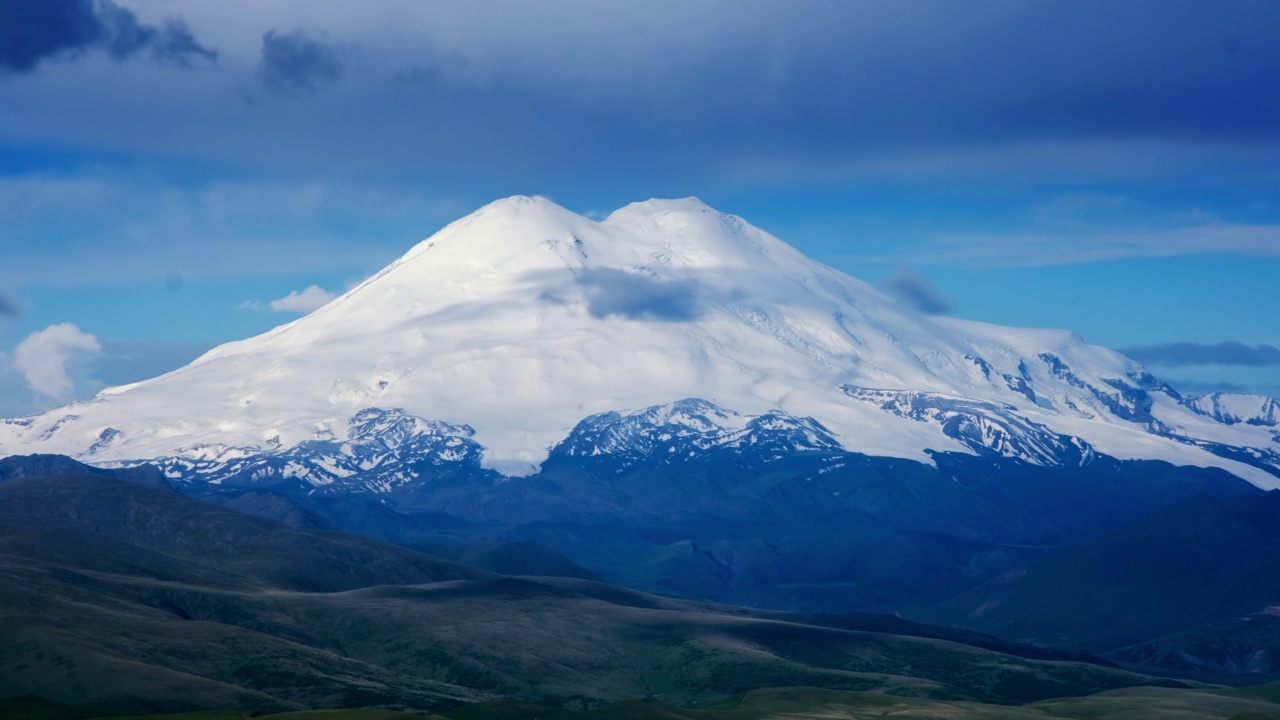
[572,268,704,322]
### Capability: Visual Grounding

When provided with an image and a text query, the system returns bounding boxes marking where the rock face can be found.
[0,195,1276,491]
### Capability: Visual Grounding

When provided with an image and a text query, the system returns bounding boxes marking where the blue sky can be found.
[1,0,1278,414]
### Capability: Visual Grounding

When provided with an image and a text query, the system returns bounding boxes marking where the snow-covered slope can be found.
[2,196,1277,487]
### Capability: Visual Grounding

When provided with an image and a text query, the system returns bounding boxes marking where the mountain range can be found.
[3,196,1280,692]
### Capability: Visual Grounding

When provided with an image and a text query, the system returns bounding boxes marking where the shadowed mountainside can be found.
[917,490,1280,675]
[188,447,1259,614]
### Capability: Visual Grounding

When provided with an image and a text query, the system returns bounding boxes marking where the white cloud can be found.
[268,285,339,313]
[13,323,102,401]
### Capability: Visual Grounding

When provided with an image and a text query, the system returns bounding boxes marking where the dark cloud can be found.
[0,292,18,317]
[575,269,702,322]
[0,0,215,73]
[145,19,218,68]
[5,3,1280,192]
[880,265,952,315]
[1121,341,1280,367]
[258,29,343,96]
[0,0,99,72]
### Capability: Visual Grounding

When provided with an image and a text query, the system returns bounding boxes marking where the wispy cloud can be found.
[1120,341,1280,367]
[12,323,102,401]
[837,211,1280,269]
[0,172,470,289]
[922,224,1280,268]
[270,285,339,313]
[879,265,952,315]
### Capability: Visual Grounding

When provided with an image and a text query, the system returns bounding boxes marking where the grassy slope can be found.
[10,683,1273,720]
[10,676,1280,717]
[0,475,1184,714]
[1,559,1164,712]
[439,684,1280,720]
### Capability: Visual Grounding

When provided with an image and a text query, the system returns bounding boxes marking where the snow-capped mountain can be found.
[549,398,845,470]
[2,195,1277,489]
[152,408,489,494]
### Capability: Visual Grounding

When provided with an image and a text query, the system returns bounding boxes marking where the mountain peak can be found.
[472,194,562,215]
[437,194,584,239]
[605,197,717,222]
[389,194,598,278]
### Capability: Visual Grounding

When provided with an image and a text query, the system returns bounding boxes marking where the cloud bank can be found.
[1121,341,1280,367]
[1170,380,1252,395]
[5,2,1279,191]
